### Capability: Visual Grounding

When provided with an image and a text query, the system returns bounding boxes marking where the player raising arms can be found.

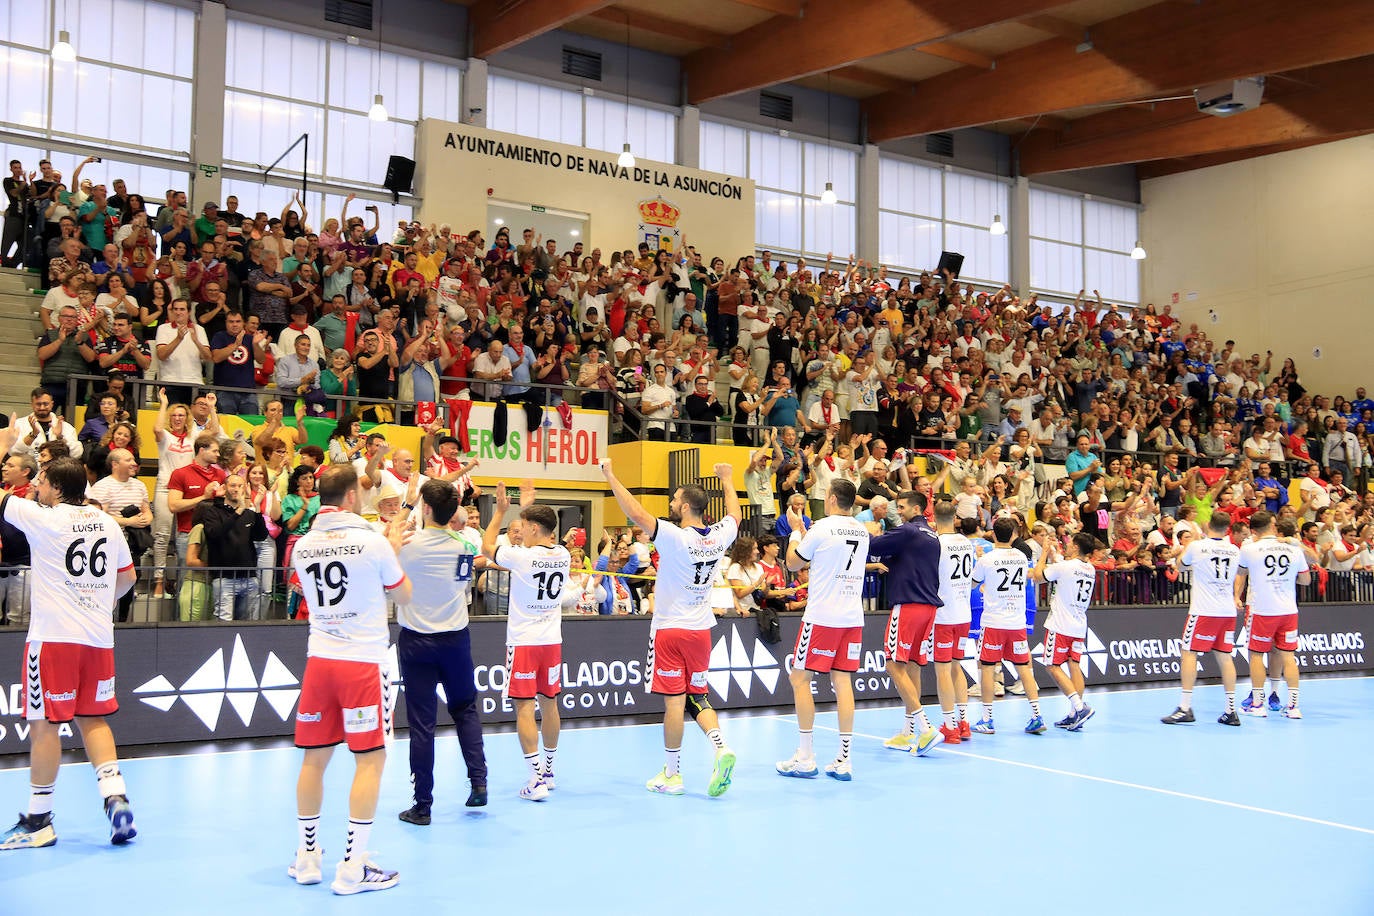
[0,458,137,850]
[601,457,739,798]
[867,489,944,756]
[932,498,975,743]
[288,466,412,895]
[481,480,572,802]
[970,517,1046,735]
[1031,531,1099,731]
[1161,511,1244,727]
[1235,512,1310,720]
[778,479,871,780]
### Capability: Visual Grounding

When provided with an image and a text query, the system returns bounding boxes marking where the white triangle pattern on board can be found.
[261,689,301,721]
[226,636,257,690]
[181,650,225,692]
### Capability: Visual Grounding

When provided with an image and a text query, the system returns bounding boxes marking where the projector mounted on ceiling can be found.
[1194,77,1265,117]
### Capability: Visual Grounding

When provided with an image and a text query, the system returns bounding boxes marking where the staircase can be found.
[0,268,44,420]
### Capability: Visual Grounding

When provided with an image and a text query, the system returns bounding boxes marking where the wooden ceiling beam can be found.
[471,0,614,59]
[917,40,995,70]
[1016,14,1083,41]
[864,0,1374,142]
[683,0,1066,104]
[728,0,802,16]
[832,66,911,92]
[585,7,730,48]
[1017,55,1374,173]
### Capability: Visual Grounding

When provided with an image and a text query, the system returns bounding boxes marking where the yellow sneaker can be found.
[882,732,913,751]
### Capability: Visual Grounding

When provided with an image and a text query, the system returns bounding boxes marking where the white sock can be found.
[838,733,852,763]
[981,701,995,721]
[1069,693,1085,713]
[1287,686,1299,708]
[914,708,932,732]
[706,728,727,752]
[297,813,320,853]
[1028,699,1041,718]
[1179,689,1193,712]
[29,783,54,818]
[540,746,557,775]
[1252,687,1265,705]
[525,752,541,778]
[956,703,969,723]
[344,818,371,862]
[1269,676,1284,698]
[903,712,916,735]
[943,709,957,729]
[664,747,681,777]
[1225,691,1236,714]
[93,761,126,800]
[798,729,814,757]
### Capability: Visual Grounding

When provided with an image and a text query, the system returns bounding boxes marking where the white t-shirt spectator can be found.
[154,322,210,385]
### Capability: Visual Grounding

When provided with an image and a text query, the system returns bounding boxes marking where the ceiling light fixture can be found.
[821,72,836,205]
[368,0,388,122]
[617,13,635,170]
[989,214,1006,236]
[1130,241,1147,260]
[51,29,76,62]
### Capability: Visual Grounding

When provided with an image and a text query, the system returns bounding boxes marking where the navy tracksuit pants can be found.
[397,627,488,805]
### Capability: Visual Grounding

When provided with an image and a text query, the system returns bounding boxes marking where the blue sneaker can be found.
[104,797,136,845]
[1267,692,1283,712]
[1068,705,1095,732]
[972,718,995,735]
[1024,715,1047,735]
[910,727,944,757]
[0,813,56,850]
[1240,693,1257,712]
[1053,714,1076,729]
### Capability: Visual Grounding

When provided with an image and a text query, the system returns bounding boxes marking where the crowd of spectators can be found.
[3,162,1374,629]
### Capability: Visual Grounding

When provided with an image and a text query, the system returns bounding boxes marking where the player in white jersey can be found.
[1235,512,1310,719]
[601,457,740,798]
[1161,511,1244,726]
[933,499,976,744]
[970,517,1047,735]
[394,479,491,826]
[0,458,137,851]
[1032,531,1100,731]
[288,466,412,896]
[778,479,871,780]
[482,480,572,802]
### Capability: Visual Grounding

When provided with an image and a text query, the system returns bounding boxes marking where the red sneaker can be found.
[958,720,972,741]
[939,724,961,745]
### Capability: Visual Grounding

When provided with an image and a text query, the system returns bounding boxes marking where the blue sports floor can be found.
[2,677,1372,914]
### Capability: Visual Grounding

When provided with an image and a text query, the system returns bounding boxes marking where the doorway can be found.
[487,200,590,266]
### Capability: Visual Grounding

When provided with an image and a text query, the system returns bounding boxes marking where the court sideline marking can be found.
[772,713,1374,837]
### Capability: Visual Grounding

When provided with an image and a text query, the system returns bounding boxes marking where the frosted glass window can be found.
[0,0,51,50]
[803,200,855,260]
[325,111,416,189]
[0,46,50,131]
[1030,238,1083,295]
[220,179,318,224]
[224,91,325,174]
[699,121,747,178]
[226,20,326,103]
[585,97,676,164]
[52,62,192,154]
[320,192,413,238]
[755,190,802,254]
[1084,248,1139,304]
[73,0,196,79]
[487,75,582,146]
[878,211,942,273]
[1084,199,1136,255]
[749,132,802,192]
[332,44,422,121]
[945,172,1007,229]
[421,61,463,122]
[879,157,941,218]
[38,150,188,204]
[944,222,1009,287]
[803,143,856,201]
[1030,187,1082,243]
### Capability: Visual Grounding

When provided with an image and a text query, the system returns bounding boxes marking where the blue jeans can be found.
[214,574,259,622]
[215,388,260,416]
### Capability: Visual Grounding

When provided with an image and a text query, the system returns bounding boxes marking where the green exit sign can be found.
[531,205,545,213]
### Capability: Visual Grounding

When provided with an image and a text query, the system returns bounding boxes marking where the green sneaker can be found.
[707,750,736,797]
[646,769,685,796]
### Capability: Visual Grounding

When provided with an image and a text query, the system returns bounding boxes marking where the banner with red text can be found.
[457,402,608,483]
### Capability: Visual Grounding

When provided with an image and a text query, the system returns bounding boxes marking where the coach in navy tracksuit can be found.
[395,480,489,825]
[867,490,945,747]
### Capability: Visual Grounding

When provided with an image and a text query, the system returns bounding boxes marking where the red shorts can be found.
[933,623,971,663]
[978,627,1030,665]
[648,628,711,695]
[1249,613,1299,652]
[885,603,937,666]
[795,622,863,674]
[1183,615,1235,653]
[23,641,117,723]
[295,657,391,753]
[1043,630,1085,667]
[505,644,562,699]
